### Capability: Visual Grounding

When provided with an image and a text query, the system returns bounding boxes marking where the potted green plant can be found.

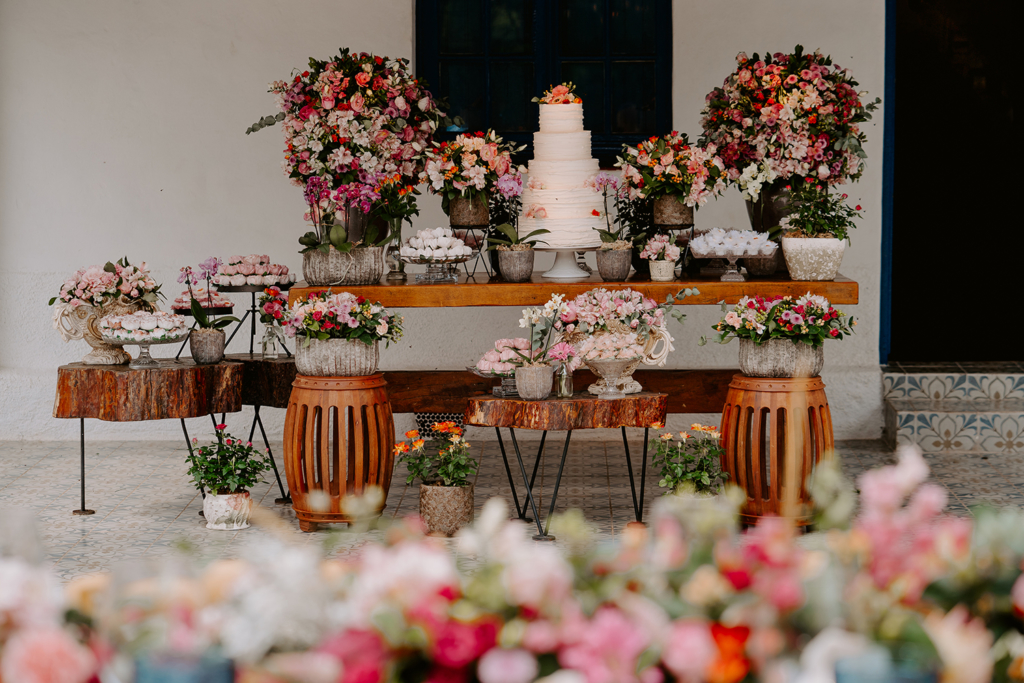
[187,424,272,530]
[486,223,550,283]
[394,422,478,536]
[779,184,861,281]
[702,293,856,377]
[180,260,239,365]
[651,423,728,497]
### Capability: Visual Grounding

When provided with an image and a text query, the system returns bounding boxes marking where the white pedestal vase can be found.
[203,491,253,530]
[782,236,846,281]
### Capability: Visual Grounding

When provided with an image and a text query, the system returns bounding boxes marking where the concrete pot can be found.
[648,259,676,282]
[295,338,379,376]
[497,249,535,282]
[782,236,846,281]
[653,195,693,226]
[449,195,489,226]
[738,338,824,378]
[596,248,632,281]
[515,365,554,400]
[302,246,385,286]
[203,491,252,530]
[189,329,226,365]
[419,483,474,537]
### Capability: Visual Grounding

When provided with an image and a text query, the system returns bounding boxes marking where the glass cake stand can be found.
[690,249,777,282]
[400,253,477,283]
[101,331,191,369]
[467,367,518,397]
[536,246,598,279]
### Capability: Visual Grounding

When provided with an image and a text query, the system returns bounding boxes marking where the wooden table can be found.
[53,360,243,514]
[288,272,859,307]
[464,392,667,540]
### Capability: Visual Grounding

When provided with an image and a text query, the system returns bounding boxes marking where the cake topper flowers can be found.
[532,82,582,105]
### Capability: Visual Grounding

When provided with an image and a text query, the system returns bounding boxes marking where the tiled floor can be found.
[1,437,1022,582]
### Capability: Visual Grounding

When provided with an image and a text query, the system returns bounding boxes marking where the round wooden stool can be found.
[720,374,833,526]
[283,374,395,532]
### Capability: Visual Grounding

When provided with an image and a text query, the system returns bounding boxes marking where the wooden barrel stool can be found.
[283,374,395,532]
[720,375,833,526]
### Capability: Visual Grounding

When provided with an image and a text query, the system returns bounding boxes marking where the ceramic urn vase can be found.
[648,260,676,282]
[419,483,474,537]
[596,248,632,281]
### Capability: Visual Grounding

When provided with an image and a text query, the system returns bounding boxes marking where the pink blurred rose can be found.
[1012,574,1024,617]
[350,93,366,113]
[0,627,97,683]
[476,648,538,683]
[550,85,570,99]
[661,619,716,682]
[558,607,650,683]
[355,72,371,87]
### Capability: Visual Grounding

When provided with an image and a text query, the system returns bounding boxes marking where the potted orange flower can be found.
[394,422,478,536]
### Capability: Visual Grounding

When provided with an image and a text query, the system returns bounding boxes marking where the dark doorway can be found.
[888,0,1016,362]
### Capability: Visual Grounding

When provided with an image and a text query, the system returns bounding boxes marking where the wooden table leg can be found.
[72,418,95,516]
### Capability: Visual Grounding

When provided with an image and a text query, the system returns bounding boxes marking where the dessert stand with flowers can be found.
[399,227,477,284]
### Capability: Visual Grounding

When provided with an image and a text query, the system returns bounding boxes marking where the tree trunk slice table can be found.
[53,360,243,515]
[465,392,667,540]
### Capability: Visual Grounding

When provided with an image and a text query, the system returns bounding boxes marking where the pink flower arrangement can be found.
[617,132,728,207]
[283,291,403,345]
[638,234,681,262]
[421,130,525,213]
[475,338,537,376]
[554,288,668,340]
[258,286,289,325]
[532,82,581,105]
[50,258,161,311]
[576,332,645,361]
[700,45,880,196]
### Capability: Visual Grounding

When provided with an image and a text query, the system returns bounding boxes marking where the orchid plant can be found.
[517,295,570,366]
[179,259,239,330]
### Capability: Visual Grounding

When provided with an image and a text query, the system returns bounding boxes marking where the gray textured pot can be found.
[190,329,225,365]
[419,483,474,537]
[295,338,379,376]
[497,249,535,282]
[449,195,489,226]
[515,365,554,400]
[302,246,385,286]
[596,248,632,281]
[653,195,694,226]
[738,338,824,378]
[782,236,846,281]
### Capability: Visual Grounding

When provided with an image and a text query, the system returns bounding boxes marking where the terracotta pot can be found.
[302,246,385,286]
[419,483,474,537]
[782,236,846,281]
[295,338,379,376]
[449,195,489,226]
[515,365,554,400]
[653,195,693,226]
[190,329,226,365]
[738,338,824,378]
[203,491,252,530]
[596,248,632,281]
[497,249,535,282]
[648,259,676,282]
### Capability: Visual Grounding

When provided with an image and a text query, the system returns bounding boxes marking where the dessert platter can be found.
[518,91,604,279]
[170,287,234,315]
[99,311,190,369]
[212,254,297,291]
[688,228,779,282]
[399,227,477,283]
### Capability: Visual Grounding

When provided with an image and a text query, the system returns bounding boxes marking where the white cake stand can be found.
[536,247,598,279]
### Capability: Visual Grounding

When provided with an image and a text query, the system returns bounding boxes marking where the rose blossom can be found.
[477,648,539,683]
[0,627,96,683]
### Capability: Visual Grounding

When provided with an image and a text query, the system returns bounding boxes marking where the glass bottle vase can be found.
[556,363,574,398]
[261,324,280,360]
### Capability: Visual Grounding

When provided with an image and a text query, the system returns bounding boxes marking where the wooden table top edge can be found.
[288,273,858,307]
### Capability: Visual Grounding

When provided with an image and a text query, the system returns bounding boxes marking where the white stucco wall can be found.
[0,0,885,441]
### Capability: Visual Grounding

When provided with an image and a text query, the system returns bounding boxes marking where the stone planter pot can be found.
[419,483,474,537]
[448,195,489,226]
[515,365,554,401]
[738,338,824,378]
[302,246,385,286]
[653,195,693,226]
[596,248,632,281]
[497,249,535,282]
[648,259,676,282]
[782,236,846,281]
[295,338,379,377]
[189,328,226,365]
[203,491,253,530]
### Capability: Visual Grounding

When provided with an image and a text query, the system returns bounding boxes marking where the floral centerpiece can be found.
[186,424,272,530]
[50,257,163,365]
[395,422,478,536]
[704,292,856,377]
[639,234,680,282]
[577,332,647,400]
[531,82,582,105]
[651,423,728,496]
[421,130,525,224]
[257,285,290,359]
[617,132,727,227]
[283,291,403,376]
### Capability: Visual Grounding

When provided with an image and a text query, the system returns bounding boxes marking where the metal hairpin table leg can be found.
[224,307,252,349]
[495,428,545,522]
[621,427,650,523]
[181,418,206,516]
[539,431,572,540]
[508,428,546,539]
[72,418,95,515]
[249,405,290,504]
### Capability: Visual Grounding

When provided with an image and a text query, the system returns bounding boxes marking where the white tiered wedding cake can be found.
[519,96,603,251]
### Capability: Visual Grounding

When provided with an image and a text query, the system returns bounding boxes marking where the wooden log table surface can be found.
[54,360,244,421]
[288,272,858,307]
[225,353,298,410]
[465,391,668,430]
